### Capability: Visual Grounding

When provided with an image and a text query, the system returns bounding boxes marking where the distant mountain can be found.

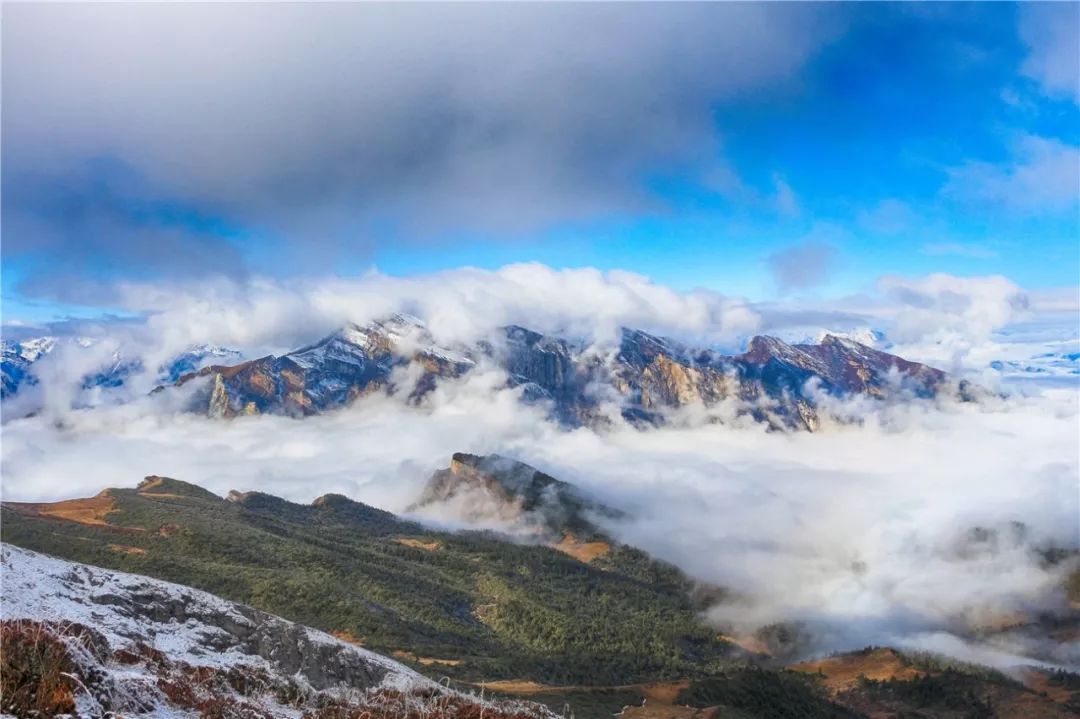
[0,336,241,402]
[795,328,887,348]
[0,545,552,719]
[1,336,58,397]
[165,317,971,430]
[161,344,243,383]
[171,314,474,417]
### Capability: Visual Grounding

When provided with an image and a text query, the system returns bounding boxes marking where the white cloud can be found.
[3,2,840,284]
[7,266,1069,416]
[772,175,801,218]
[766,237,840,294]
[875,273,1030,366]
[1019,3,1080,105]
[704,167,801,217]
[943,134,1080,215]
[118,264,763,355]
[1,366,1076,668]
[1,266,1075,669]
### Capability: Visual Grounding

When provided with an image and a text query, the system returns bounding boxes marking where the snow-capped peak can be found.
[8,335,59,361]
[813,328,886,348]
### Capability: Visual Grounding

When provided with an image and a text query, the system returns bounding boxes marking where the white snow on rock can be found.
[0,544,433,717]
[285,315,474,372]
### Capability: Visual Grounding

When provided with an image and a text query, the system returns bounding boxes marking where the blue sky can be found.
[2,3,1077,326]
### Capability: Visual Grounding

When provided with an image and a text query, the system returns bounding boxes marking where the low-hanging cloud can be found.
[1,362,1076,670]
[1,267,1075,669]
[4,265,1062,418]
[876,273,1031,368]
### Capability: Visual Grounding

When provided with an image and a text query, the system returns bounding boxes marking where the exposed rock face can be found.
[165,316,968,430]
[409,452,619,540]
[173,314,475,417]
[499,327,967,430]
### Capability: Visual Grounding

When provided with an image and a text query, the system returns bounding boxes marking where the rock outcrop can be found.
[409,452,620,542]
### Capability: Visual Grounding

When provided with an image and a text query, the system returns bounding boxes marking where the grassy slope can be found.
[6,479,1076,719]
[1,478,731,685]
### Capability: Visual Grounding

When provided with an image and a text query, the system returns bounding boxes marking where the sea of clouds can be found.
[2,265,1077,670]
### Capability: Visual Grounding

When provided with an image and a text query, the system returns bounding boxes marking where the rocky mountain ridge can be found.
[163,316,972,430]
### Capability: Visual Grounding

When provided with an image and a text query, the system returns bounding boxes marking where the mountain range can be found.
[1,336,241,401]
[149,315,974,430]
[3,453,1077,718]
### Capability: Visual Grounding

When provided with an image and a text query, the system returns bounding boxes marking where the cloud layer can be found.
[3,3,836,287]
[2,267,1077,670]
[2,363,1076,668]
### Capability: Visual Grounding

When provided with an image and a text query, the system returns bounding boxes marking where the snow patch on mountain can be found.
[286,315,473,372]
[1,336,244,410]
[14,335,59,362]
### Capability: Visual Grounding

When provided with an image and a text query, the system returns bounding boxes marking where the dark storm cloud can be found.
[2,2,840,292]
[5,160,249,299]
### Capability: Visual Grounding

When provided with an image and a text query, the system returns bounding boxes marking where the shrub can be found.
[1,619,78,717]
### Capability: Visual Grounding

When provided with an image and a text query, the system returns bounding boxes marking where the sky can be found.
[2,2,1078,327]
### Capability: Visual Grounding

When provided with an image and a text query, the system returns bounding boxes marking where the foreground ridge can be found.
[0,545,555,719]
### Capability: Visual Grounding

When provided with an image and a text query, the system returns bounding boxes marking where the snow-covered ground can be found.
[0,545,556,718]
[0,546,443,717]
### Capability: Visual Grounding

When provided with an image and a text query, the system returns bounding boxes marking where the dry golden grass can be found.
[108,543,148,556]
[1,620,78,717]
[4,493,119,527]
[1020,668,1076,705]
[395,537,442,551]
[331,630,366,646]
[477,681,552,694]
[137,476,167,492]
[391,650,461,667]
[790,648,921,694]
[619,706,718,719]
[417,657,461,667]
[551,533,611,563]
